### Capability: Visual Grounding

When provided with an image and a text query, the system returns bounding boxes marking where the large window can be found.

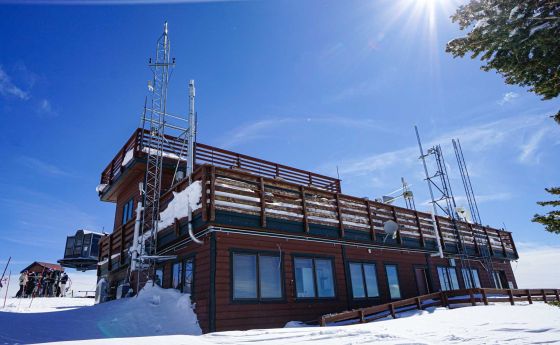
[461,268,481,288]
[183,258,194,294]
[349,262,379,299]
[437,266,460,291]
[232,252,282,300]
[385,265,401,299]
[172,262,182,290]
[155,267,164,287]
[294,257,335,299]
[122,198,134,225]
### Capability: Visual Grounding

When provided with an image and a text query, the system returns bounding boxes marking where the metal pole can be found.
[415,126,443,258]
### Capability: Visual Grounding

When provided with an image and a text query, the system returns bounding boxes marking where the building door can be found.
[415,268,430,295]
[493,270,508,289]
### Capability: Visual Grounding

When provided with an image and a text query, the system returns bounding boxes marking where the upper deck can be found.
[97,129,519,272]
[98,128,341,202]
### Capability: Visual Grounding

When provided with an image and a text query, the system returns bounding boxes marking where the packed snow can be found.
[1,285,559,345]
[0,283,200,344]
[158,180,202,230]
[121,149,134,166]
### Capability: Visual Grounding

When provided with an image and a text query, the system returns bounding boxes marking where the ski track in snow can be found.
[0,290,559,345]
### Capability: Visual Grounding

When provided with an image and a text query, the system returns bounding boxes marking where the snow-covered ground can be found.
[1,284,559,345]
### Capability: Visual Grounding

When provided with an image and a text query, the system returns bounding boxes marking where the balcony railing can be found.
[99,128,341,193]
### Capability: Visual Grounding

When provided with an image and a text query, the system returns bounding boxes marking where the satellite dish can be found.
[383,220,399,241]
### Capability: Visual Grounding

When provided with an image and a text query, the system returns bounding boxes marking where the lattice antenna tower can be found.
[415,126,470,270]
[139,22,190,266]
[452,138,496,287]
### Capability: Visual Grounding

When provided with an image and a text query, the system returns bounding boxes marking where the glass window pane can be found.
[449,268,459,290]
[462,268,472,289]
[259,255,282,298]
[294,258,315,298]
[128,200,134,222]
[349,263,365,298]
[172,262,182,290]
[122,203,128,224]
[363,264,379,297]
[385,265,401,299]
[183,258,193,294]
[315,259,335,298]
[155,268,164,287]
[471,269,481,288]
[233,253,257,299]
[438,267,449,291]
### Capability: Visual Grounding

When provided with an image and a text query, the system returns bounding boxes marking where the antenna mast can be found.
[452,138,496,287]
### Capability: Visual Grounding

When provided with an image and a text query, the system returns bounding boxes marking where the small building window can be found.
[385,264,401,299]
[349,262,379,299]
[155,267,164,287]
[183,257,194,294]
[437,266,460,291]
[232,252,282,301]
[461,268,481,288]
[122,198,134,225]
[172,262,182,290]
[294,257,335,299]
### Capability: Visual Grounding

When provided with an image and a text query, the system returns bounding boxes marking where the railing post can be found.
[259,177,267,228]
[469,289,476,306]
[415,212,425,248]
[300,186,309,233]
[481,289,489,305]
[335,194,344,238]
[555,289,560,302]
[440,291,447,307]
[359,310,366,323]
[415,297,422,310]
[389,303,396,319]
[210,166,216,222]
[542,289,547,303]
[483,227,494,256]
[365,200,376,242]
[526,289,532,304]
[507,289,514,305]
[391,206,402,245]
[320,316,326,327]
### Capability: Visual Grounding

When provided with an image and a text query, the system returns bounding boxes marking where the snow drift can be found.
[0,283,200,344]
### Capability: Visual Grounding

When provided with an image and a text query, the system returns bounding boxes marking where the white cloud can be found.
[37,99,58,117]
[498,91,519,105]
[518,127,550,164]
[19,156,68,176]
[0,65,29,100]
[514,243,560,288]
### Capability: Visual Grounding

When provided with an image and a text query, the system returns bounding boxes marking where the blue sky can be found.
[0,0,559,284]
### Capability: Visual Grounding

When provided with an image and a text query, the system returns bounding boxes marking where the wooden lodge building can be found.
[96,128,519,333]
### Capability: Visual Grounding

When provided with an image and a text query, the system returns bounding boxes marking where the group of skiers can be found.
[15,269,69,298]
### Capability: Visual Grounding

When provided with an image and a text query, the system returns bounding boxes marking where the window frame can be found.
[292,253,337,301]
[461,267,481,289]
[230,249,285,303]
[384,263,402,300]
[347,260,380,300]
[121,197,135,225]
[437,266,461,291]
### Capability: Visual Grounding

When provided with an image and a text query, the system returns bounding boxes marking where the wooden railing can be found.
[320,288,560,326]
[99,128,341,193]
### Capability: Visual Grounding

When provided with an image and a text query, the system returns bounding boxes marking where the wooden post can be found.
[389,303,396,319]
[300,186,309,233]
[391,206,402,245]
[365,200,376,242]
[542,289,547,303]
[526,289,533,304]
[415,212,425,248]
[469,290,476,306]
[481,289,489,305]
[259,177,267,228]
[415,297,422,310]
[335,193,345,238]
[320,316,326,327]
[509,232,519,259]
[482,227,494,256]
[201,167,208,222]
[435,216,446,252]
[468,224,479,255]
[108,235,113,271]
[440,291,447,307]
[210,166,216,222]
[507,289,514,305]
[555,289,560,302]
[359,310,366,323]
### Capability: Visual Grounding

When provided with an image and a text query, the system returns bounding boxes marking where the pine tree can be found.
[446,0,560,123]
[532,187,560,234]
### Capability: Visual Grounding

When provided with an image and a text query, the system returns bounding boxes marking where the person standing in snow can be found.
[26,272,36,297]
[60,272,68,297]
[15,271,28,298]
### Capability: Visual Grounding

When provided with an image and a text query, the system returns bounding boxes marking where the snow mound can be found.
[158,181,202,230]
[0,283,201,344]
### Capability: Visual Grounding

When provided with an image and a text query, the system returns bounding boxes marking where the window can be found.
[64,237,74,257]
[155,267,164,287]
[349,262,379,299]
[183,258,194,294]
[172,262,182,290]
[294,257,335,298]
[437,266,460,291]
[122,198,134,225]
[385,265,401,299]
[232,252,282,300]
[462,268,481,288]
